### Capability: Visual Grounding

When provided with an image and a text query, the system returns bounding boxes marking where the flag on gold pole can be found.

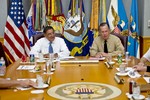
[89,0,99,30]
[99,0,106,23]
[107,0,128,34]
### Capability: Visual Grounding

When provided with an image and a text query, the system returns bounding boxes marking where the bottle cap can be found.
[0,57,4,61]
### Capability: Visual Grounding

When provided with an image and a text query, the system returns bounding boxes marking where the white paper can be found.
[17,65,35,70]
[127,69,141,78]
[89,57,105,61]
[143,77,150,83]
[60,59,99,64]
[59,56,75,60]
[17,78,36,82]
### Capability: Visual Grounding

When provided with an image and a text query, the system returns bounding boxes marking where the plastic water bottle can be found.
[125,52,129,61]
[117,54,122,65]
[0,57,6,76]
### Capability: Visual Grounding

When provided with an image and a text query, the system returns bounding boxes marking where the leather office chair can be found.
[111,32,128,51]
[32,33,44,46]
[0,42,11,66]
[32,32,63,46]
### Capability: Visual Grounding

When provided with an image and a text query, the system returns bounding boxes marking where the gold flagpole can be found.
[90,0,99,30]
[102,0,106,22]
[48,0,50,16]
[51,0,55,15]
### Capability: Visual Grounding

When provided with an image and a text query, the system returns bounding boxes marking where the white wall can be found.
[143,0,150,36]
[0,0,8,37]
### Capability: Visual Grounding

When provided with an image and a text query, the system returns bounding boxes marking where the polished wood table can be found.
[0,56,148,100]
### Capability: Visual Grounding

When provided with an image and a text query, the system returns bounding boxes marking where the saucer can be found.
[108,61,115,65]
[33,84,49,89]
[31,90,44,94]
[114,58,125,61]
[127,93,145,100]
[36,59,46,63]
[116,72,128,76]
[116,67,132,72]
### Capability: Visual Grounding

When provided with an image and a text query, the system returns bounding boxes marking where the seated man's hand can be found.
[95,52,108,58]
[43,54,49,58]
[133,64,147,72]
[19,80,36,87]
[95,52,103,58]
[43,53,58,58]
[138,62,144,66]
[101,52,109,57]
[54,53,58,58]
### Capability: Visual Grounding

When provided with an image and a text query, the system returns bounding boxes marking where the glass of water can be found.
[36,74,44,87]
[119,63,127,73]
[29,90,44,100]
[106,54,112,63]
[38,52,43,61]
[46,60,52,74]
[133,82,140,98]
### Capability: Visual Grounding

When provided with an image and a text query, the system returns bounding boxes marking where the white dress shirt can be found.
[143,48,150,62]
[30,37,70,58]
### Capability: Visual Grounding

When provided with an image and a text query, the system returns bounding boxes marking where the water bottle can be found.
[0,57,6,76]
[30,54,35,62]
[125,52,129,61]
[117,54,122,65]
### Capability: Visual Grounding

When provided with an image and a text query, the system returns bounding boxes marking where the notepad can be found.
[17,65,35,70]
[89,57,105,61]
[60,59,99,64]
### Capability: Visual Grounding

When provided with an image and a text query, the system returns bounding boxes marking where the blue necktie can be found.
[49,42,53,53]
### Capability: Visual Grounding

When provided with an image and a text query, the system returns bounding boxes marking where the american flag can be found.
[4,0,30,62]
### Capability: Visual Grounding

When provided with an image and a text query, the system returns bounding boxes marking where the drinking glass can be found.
[36,74,44,87]
[52,61,57,70]
[38,53,43,61]
[133,83,140,98]
[49,53,54,61]
[119,63,127,73]
[29,90,44,100]
[106,54,112,62]
[46,60,52,74]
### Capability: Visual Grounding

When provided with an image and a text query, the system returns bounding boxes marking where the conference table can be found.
[0,56,149,100]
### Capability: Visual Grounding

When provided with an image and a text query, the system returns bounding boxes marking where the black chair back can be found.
[32,33,44,46]
[32,32,63,46]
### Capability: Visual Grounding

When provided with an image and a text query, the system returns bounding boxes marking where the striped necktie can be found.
[104,40,108,53]
[49,42,53,53]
